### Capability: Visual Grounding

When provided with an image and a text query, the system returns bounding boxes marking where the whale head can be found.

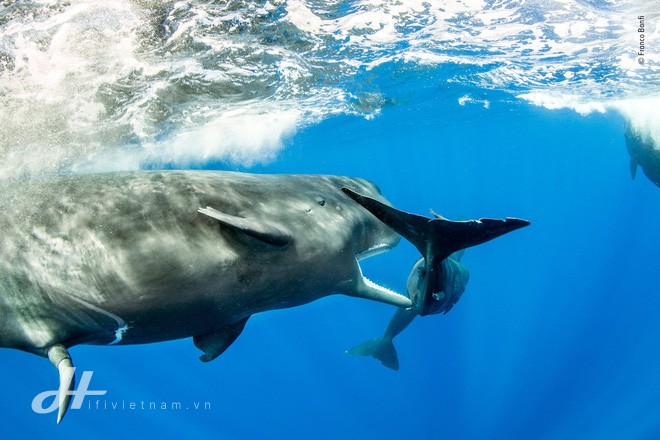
[195,173,401,260]
[264,175,401,261]
[334,177,401,259]
[196,174,407,307]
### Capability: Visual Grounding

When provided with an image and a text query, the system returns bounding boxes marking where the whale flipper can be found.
[194,317,250,362]
[342,188,530,261]
[630,157,638,179]
[47,344,75,424]
[198,206,292,247]
[347,337,399,371]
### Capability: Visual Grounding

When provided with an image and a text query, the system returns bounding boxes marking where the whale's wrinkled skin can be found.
[0,171,410,422]
[626,125,660,188]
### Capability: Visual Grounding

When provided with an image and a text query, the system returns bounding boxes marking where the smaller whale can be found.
[342,188,529,369]
[347,251,469,370]
[626,124,660,187]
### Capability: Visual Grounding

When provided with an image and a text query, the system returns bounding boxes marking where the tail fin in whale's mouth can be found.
[341,187,530,262]
[342,187,530,316]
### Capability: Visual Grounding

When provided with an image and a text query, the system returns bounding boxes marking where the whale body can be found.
[1,171,414,422]
[0,171,408,353]
[0,170,529,422]
[626,125,660,187]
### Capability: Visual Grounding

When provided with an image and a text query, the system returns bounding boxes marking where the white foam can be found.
[458,95,490,109]
[518,93,609,116]
[614,99,660,150]
[285,0,326,35]
[518,92,660,151]
[0,0,657,178]
[150,105,302,166]
[0,0,144,178]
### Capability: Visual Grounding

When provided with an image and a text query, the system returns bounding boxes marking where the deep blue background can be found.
[2,86,659,439]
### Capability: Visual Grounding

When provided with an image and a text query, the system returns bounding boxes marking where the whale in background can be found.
[626,124,660,188]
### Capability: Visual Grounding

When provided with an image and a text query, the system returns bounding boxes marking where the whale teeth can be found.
[360,275,413,309]
[47,344,75,424]
[356,243,393,261]
[346,259,413,309]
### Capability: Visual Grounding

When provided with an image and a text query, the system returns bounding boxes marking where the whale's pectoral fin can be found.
[630,156,638,179]
[198,207,292,247]
[347,337,399,371]
[47,344,75,424]
[342,187,530,262]
[194,317,249,363]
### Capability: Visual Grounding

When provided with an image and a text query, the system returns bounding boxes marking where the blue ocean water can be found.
[1,1,659,439]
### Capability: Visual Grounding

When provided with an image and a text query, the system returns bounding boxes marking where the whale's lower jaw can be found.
[359,275,412,309]
[344,258,413,309]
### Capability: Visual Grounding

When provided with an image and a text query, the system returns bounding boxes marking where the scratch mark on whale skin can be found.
[65,295,129,344]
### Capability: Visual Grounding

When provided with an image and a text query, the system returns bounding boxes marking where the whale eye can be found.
[432,291,446,301]
[315,196,326,207]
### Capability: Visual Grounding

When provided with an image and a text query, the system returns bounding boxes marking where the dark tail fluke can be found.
[342,187,530,261]
[426,217,531,261]
[342,188,430,255]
